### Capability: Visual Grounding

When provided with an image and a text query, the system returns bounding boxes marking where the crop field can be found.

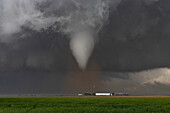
[0,97,170,113]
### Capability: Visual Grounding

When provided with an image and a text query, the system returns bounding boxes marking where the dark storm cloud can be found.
[94,0,170,72]
[1,0,170,94]
[1,0,169,72]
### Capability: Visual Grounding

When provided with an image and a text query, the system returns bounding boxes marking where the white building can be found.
[78,94,83,96]
[95,93,112,96]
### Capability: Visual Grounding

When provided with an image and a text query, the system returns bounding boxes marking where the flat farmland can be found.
[0,97,170,113]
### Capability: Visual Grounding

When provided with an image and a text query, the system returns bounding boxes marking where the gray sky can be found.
[0,0,170,95]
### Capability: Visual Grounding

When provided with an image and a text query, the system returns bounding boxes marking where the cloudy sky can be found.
[0,0,170,95]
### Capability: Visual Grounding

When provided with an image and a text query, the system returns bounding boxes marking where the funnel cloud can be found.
[70,31,96,70]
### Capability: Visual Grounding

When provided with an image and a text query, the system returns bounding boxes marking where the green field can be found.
[0,97,170,113]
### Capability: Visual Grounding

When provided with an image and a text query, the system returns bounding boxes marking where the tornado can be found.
[70,31,96,70]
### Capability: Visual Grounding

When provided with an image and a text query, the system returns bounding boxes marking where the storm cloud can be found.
[0,0,168,72]
[0,0,170,94]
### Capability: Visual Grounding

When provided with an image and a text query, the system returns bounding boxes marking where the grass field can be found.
[0,97,170,113]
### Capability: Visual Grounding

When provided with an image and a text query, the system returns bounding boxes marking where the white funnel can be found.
[70,31,95,70]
